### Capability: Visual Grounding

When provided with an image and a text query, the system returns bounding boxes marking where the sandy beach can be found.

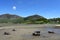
[0,24,60,40]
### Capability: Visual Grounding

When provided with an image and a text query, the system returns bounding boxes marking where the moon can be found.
[12,6,16,10]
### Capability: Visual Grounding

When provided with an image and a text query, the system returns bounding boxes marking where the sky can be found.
[0,0,60,18]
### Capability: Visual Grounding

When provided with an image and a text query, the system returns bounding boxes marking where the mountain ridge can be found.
[0,14,21,19]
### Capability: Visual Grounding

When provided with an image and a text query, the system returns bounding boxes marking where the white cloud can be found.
[12,6,16,10]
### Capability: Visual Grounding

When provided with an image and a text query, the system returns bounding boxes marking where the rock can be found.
[12,29,16,31]
[4,32,10,35]
[48,31,54,34]
[32,31,40,36]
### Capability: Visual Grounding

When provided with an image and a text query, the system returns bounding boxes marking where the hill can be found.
[0,14,24,23]
[24,14,48,24]
[0,14,20,19]
[24,14,46,20]
[0,13,60,24]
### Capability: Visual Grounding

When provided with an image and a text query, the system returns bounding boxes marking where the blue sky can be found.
[0,0,60,18]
